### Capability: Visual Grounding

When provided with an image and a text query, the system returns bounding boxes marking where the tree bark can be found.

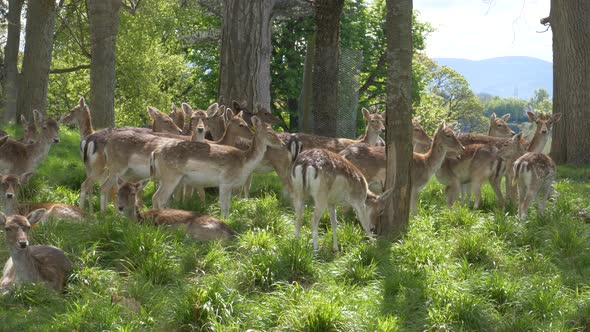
[218,0,275,114]
[87,0,122,129]
[311,0,343,137]
[549,1,590,165]
[2,0,24,123]
[17,0,57,120]
[380,0,413,236]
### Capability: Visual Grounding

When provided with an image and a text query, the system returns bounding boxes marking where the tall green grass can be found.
[2,125,590,330]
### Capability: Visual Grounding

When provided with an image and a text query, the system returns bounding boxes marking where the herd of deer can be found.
[0,96,561,294]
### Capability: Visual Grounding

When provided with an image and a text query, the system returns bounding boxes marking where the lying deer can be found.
[291,148,392,251]
[0,110,61,174]
[151,116,284,219]
[116,178,235,241]
[513,152,556,219]
[0,172,84,222]
[0,209,72,294]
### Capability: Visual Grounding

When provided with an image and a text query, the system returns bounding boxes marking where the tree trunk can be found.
[2,0,24,123]
[218,0,275,114]
[379,0,413,236]
[549,1,590,165]
[299,31,315,133]
[17,0,57,121]
[88,0,122,129]
[311,0,343,137]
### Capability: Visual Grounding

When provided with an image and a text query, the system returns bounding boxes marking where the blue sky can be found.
[413,0,552,62]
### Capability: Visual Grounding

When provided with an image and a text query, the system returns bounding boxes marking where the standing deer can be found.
[231,100,281,127]
[0,209,72,294]
[148,106,184,135]
[19,113,40,144]
[513,152,556,219]
[488,113,515,138]
[291,149,392,251]
[150,116,284,219]
[116,178,235,241]
[0,110,61,174]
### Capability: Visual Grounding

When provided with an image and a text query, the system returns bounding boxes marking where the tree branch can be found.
[50,64,90,74]
[122,0,142,15]
[358,52,386,95]
[538,15,551,32]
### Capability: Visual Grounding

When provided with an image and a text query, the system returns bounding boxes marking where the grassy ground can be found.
[2,125,590,331]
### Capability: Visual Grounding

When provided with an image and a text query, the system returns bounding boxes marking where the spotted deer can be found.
[0,173,84,222]
[340,122,464,215]
[150,116,284,219]
[0,110,61,174]
[0,209,72,294]
[116,178,235,241]
[513,152,556,219]
[291,149,392,251]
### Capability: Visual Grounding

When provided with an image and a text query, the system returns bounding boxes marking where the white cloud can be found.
[414,0,552,62]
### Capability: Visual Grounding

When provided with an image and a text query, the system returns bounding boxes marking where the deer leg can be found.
[490,176,505,209]
[293,192,304,241]
[518,178,527,218]
[219,185,233,219]
[100,172,118,212]
[537,180,551,216]
[152,176,181,209]
[410,189,419,216]
[328,206,339,252]
[242,174,253,199]
[310,202,326,251]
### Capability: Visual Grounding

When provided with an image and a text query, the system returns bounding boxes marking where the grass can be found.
[3,125,590,330]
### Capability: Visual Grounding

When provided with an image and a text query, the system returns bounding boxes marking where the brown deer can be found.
[231,100,281,127]
[0,173,84,222]
[488,113,515,138]
[169,103,186,132]
[513,152,556,219]
[116,178,235,241]
[151,116,284,219]
[412,117,433,154]
[0,209,72,294]
[340,122,464,215]
[291,149,392,251]
[19,113,40,144]
[0,110,61,174]
[204,103,227,141]
[148,106,184,135]
[436,133,528,209]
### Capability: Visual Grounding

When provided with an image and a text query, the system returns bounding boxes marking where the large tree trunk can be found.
[549,1,590,165]
[218,0,275,114]
[311,0,343,137]
[2,0,24,123]
[17,0,57,120]
[87,0,122,129]
[379,0,413,236]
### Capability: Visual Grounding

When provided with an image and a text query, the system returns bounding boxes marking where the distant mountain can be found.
[433,56,552,100]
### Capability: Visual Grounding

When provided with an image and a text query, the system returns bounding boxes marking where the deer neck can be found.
[3,199,17,216]
[28,135,53,168]
[241,134,269,175]
[9,247,41,283]
[423,138,448,175]
[527,129,548,153]
[359,124,380,146]
[216,127,240,146]
[79,110,95,138]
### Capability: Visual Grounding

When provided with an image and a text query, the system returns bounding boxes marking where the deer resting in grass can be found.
[513,152,556,219]
[150,116,284,219]
[0,173,84,222]
[116,178,235,241]
[0,209,72,294]
[291,148,392,251]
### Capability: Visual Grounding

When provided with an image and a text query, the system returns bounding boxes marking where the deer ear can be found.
[26,208,47,225]
[232,100,241,110]
[117,177,126,188]
[552,113,562,123]
[206,102,218,116]
[362,108,370,121]
[181,103,192,115]
[527,111,537,122]
[147,107,158,119]
[136,178,150,191]
[20,172,33,184]
[251,116,262,129]
[79,97,86,108]
[33,109,43,124]
[0,212,5,226]
[490,112,497,120]
[501,113,511,121]
[512,132,523,142]
[20,114,28,125]
[225,108,234,121]
[236,111,244,119]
